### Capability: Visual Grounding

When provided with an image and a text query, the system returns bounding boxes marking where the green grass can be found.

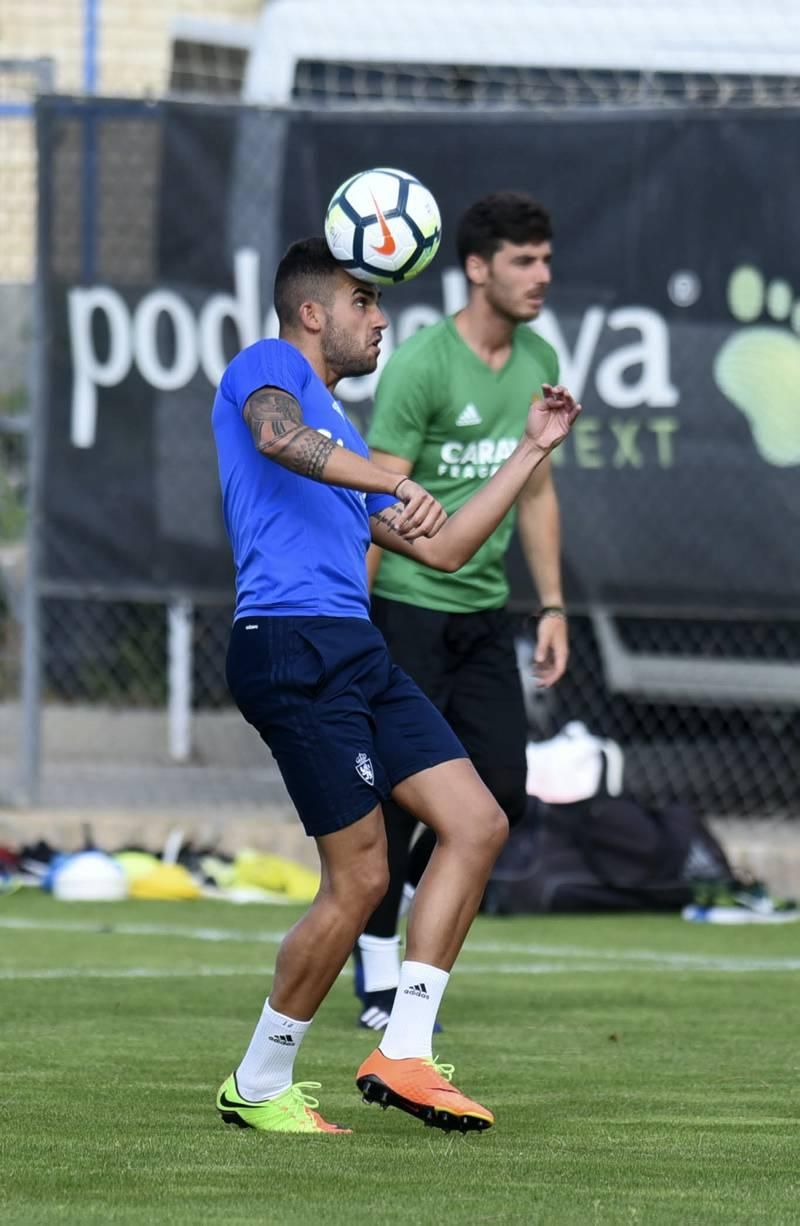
[1,891,798,1225]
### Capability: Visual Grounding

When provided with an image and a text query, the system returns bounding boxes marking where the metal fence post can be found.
[19,95,52,808]
[167,597,193,762]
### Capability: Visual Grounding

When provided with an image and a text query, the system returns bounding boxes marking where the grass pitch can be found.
[0,891,798,1225]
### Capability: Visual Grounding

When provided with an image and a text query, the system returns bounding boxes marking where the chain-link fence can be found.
[290,62,800,110]
[28,596,288,815]
[3,3,800,827]
[27,599,800,817]
[519,615,800,817]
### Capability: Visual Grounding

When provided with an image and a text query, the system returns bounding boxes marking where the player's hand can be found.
[533,611,569,688]
[525,384,581,455]
[392,478,447,540]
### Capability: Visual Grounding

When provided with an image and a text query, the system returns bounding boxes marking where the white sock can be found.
[235,998,311,1101]
[379,960,449,1061]
[358,933,401,993]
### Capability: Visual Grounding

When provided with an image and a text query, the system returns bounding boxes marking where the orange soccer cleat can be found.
[356,1048,494,1133]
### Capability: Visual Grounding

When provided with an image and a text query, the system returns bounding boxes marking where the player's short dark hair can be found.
[274,237,342,328]
[456,192,553,267]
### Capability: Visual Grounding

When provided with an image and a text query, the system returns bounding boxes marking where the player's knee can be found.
[438,796,508,861]
[460,801,508,862]
[480,766,527,828]
[324,844,389,920]
[485,803,510,855]
[356,853,391,915]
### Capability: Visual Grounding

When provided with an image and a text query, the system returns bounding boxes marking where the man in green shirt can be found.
[355,192,569,1030]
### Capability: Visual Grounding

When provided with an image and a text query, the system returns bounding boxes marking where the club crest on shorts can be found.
[355,751,374,786]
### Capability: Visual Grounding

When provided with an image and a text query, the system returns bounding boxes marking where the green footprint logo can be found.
[713,265,800,466]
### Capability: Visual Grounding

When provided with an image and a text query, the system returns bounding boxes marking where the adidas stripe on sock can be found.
[359,1002,393,1031]
[379,960,449,1061]
[235,998,311,1100]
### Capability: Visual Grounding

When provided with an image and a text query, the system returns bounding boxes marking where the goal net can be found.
[238,0,800,109]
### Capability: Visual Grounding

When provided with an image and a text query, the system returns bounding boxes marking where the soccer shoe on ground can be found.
[216,1074,351,1134]
[356,1049,494,1133]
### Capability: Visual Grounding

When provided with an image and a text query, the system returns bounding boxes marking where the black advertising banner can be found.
[39,99,241,595]
[39,99,800,611]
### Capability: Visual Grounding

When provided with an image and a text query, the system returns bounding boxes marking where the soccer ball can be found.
[324,167,442,285]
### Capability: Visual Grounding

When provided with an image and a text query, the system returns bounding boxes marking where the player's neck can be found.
[281,332,339,391]
[453,301,516,370]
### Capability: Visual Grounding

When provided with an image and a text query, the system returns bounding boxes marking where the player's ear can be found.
[298,299,324,333]
[465,253,489,287]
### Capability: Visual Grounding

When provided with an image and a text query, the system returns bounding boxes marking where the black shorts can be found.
[226,615,467,838]
[370,597,528,805]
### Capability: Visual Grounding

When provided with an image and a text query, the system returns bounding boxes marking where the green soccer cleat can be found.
[216,1074,351,1134]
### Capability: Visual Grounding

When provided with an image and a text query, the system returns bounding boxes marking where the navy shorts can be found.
[225,615,468,838]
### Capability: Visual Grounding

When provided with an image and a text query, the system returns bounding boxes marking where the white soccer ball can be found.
[324,167,442,285]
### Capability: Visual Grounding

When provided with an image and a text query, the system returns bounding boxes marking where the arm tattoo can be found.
[244,387,302,447]
[370,502,407,537]
[243,386,337,481]
[288,430,337,481]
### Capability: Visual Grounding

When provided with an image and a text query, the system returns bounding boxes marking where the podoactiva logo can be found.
[713,265,800,468]
[67,247,680,453]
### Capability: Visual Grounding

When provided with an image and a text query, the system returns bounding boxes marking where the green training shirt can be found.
[367,316,559,613]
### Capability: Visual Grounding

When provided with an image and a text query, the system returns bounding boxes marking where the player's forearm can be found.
[264,424,402,495]
[517,482,564,607]
[244,385,402,495]
[430,437,549,571]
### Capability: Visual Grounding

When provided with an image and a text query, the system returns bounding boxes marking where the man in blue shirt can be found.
[212,237,580,1135]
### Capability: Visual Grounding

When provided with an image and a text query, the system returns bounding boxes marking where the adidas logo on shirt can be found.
[403,982,429,999]
[268,1033,295,1045]
[455,403,482,427]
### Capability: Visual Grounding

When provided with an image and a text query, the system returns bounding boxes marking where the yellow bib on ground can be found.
[129,863,201,900]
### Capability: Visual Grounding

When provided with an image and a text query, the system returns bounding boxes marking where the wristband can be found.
[538,605,567,621]
[393,477,409,498]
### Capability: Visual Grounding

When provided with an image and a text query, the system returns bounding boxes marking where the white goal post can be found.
[241,0,800,105]
[168,2,800,108]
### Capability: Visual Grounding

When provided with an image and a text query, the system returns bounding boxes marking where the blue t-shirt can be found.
[212,339,396,620]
